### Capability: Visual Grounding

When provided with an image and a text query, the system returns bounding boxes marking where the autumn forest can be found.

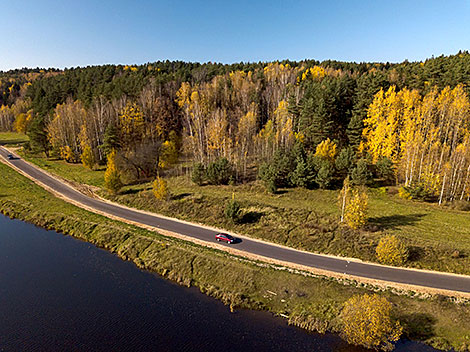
[2,52,470,204]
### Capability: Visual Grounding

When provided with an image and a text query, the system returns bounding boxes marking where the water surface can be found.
[0,214,436,351]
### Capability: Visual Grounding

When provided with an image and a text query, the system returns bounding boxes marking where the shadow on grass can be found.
[399,312,436,340]
[171,193,191,201]
[240,211,264,224]
[0,139,28,145]
[408,246,426,262]
[368,213,427,230]
[120,188,142,195]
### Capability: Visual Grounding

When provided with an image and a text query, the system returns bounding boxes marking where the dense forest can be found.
[2,52,470,203]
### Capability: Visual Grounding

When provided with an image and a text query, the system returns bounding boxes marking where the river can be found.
[0,214,437,351]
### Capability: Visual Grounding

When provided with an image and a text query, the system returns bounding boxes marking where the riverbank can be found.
[1,161,470,351]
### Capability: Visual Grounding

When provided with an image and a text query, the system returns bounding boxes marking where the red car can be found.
[215,233,235,244]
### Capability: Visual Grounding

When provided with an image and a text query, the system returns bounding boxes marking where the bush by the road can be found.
[376,235,408,266]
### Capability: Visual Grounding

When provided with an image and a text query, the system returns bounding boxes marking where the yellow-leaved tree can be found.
[340,294,402,351]
[376,235,408,266]
[104,149,122,193]
[159,140,179,169]
[344,188,368,229]
[119,102,144,143]
[315,138,337,163]
[152,176,169,201]
[81,144,95,169]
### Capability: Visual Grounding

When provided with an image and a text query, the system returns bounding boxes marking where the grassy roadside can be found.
[1,157,470,350]
[17,145,470,276]
[0,132,29,146]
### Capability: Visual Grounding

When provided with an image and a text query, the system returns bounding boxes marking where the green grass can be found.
[19,150,105,188]
[0,132,29,146]
[1,160,470,351]
[18,152,470,275]
[107,176,470,275]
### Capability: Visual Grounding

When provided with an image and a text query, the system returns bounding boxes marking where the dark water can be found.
[0,214,437,352]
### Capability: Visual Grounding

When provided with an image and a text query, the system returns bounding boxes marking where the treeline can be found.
[2,52,470,202]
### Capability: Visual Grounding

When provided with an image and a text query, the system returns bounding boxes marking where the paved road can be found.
[1,146,470,294]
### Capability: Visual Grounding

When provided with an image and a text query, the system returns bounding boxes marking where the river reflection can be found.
[0,215,436,351]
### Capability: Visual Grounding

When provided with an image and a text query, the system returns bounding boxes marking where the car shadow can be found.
[232,238,243,244]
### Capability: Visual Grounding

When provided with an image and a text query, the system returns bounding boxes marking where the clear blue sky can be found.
[1,0,469,70]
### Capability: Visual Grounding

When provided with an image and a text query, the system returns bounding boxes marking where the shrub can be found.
[152,176,169,201]
[224,199,241,223]
[61,145,80,163]
[192,163,205,185]
[344,188,368,229]
[340,294,402,351]
[104,150,122,193]
[398,187,412,200]
[402,183,437,202]
[376,235,408,266]
[206,158,233,185]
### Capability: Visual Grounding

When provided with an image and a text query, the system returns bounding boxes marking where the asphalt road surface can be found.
[1,146,470,294]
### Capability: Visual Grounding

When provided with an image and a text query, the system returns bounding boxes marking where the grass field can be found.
[16,143,470,276]
[20,153,106,188]
[1,158,470,351]
[0,132,29,146]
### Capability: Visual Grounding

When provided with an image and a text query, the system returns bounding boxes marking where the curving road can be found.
[1,146,470,294]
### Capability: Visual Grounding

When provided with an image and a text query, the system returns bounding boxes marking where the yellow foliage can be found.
[60,145,79,163]
[159,140,178,168]
[123,65,137,71]
[274,100,294,148]
[301,66,326,81]
[341,294,402,351]
[419,170,441,196]
[294,132,305,143]
[104,150,122,193]
[119,102,144,137]
[207,110,228,153]
[397,187,412,200]
[258,120,274,141]
[315,138,337,162]
[344,188,368,229]
[376,235,408,266]
[13,111,32,134]
[81,144,95,169]
[48,100,86,160]
[152,176,169,201]
[363,84,470,203]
